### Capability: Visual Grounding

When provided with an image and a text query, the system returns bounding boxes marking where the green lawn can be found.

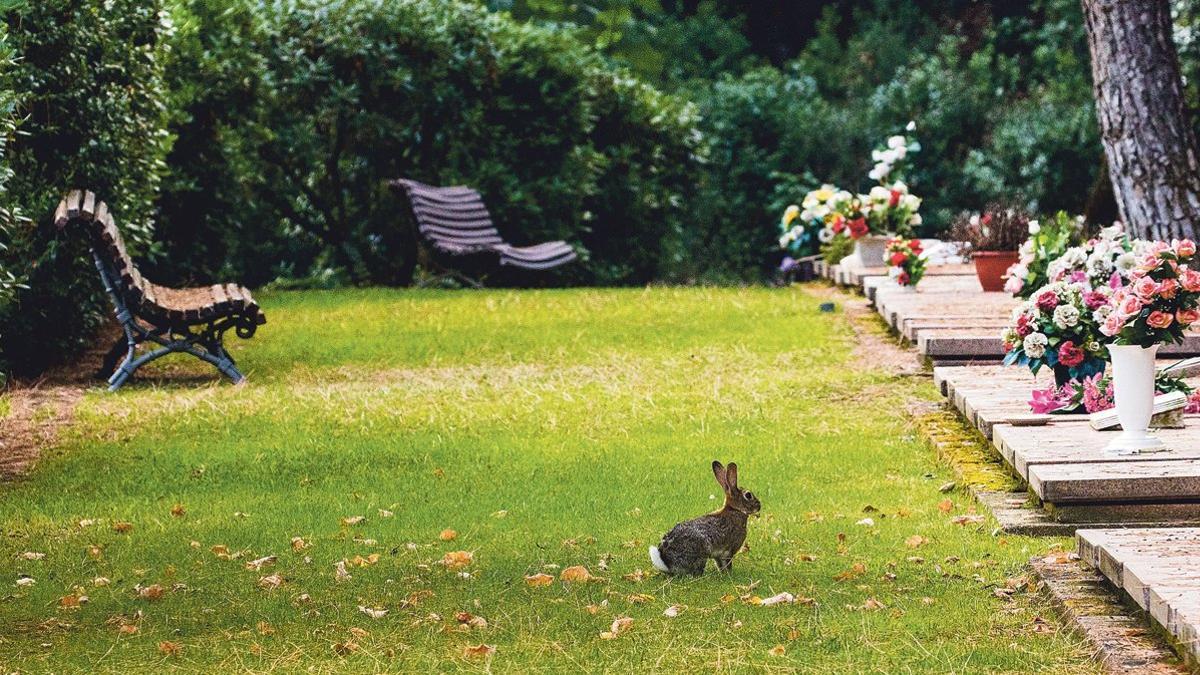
[0,287,1094,673]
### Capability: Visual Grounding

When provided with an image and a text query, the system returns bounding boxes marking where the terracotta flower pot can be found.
[972,250,1019,292]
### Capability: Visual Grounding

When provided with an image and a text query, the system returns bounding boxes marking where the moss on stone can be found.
[913,407,1022,493]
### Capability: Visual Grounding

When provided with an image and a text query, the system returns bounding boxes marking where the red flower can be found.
[848,217,868,239]
[1015,314,1033,338]
[897,271,910,286]
[889,252,908,266]
[1034,290,1059,312]
[1058,341,1085,368]
[908,239,922,253]
[888,190,901,208]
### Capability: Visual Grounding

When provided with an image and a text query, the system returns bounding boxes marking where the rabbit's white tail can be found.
[649,545,669,573]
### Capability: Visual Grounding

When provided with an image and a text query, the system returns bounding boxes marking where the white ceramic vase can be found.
[1105,343,1164,453]
[854,235,890,267]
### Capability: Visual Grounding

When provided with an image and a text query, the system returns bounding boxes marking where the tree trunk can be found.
[1082,0,1200,240]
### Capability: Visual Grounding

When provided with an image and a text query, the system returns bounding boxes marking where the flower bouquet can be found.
[885,238,925,288]
[1045,223,1145,290]
[1002,280,1109,385]
[865,182,922,239]
[1029,371,1197,415]
[1003,212,1083,298]
[1096,239,1200,452]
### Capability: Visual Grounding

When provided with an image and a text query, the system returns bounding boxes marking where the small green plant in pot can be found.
[950,204,1030,292]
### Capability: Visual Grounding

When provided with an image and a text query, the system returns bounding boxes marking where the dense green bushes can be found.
[0,0,172,376]
[156,0,700,287]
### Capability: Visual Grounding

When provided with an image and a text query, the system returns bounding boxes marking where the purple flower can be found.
[779,256,797,273]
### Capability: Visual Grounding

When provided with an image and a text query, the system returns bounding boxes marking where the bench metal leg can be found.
[107,340,244,392]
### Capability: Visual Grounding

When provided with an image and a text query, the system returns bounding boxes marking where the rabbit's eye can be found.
[744,491,753,500]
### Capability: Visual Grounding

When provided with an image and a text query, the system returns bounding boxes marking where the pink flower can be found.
[1181,269,1200,292]
[1147,310,1175,329]
[1035,290,1059,312]
[1081,374,1114,413]
[1132,276,1159,299]
[1187,390,1200,415]
[1101,313,1125,337]
[1175,239,1197,257]
[1029,385,1068,414]
[1057,341,1085,368]
[1177,308,1200,327]
[1159,278,1179,299]
[1004,275,1024,295]
[1118,293,1144,316]
[1083,291,1109,310]
[1016,314,1033,338]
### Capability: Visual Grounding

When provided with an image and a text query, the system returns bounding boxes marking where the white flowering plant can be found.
[864,181,922,238]
[1044,223,1146,291]
[868,122,921,184]
[1003,211,1083,298]
[1002,280,1109,382]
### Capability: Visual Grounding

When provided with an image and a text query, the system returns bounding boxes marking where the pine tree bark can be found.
[1082,0,1200,240]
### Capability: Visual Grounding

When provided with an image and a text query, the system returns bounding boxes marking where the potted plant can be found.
[1097,239,1200,452]
[951,205,1030,292]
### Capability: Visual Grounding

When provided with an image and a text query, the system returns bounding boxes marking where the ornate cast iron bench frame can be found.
[55,190,266,391]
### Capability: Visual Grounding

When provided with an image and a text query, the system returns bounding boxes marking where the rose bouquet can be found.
[1099,239,1200,346]
[885,238,926,287]
[1002,280,1109,383]
[1003,212,1084,298]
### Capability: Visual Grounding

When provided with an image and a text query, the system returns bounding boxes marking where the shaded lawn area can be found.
[0,287,1094,672]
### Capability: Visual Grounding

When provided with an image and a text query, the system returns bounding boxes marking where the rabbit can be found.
[649,460,761,575]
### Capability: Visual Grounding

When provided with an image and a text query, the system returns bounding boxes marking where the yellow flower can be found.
[782,205,800,226]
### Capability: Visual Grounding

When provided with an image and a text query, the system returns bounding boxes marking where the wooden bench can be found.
[390,179,577,285]
[55,190,266,391]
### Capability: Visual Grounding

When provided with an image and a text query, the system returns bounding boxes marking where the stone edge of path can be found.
[1032,555,1187,674]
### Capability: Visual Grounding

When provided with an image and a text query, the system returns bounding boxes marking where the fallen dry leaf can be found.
[349,554,381,568]
[258,574,283,590]
[335,560,352,582]
[378,509,394,518]
[439,529,458,542]
[93,576,111,587]
[341,516,366,527]
[855,517,875,527]
[937,499,954,513]
[663,604,684,618]
[462,644,496,659]
[599,616,633,639]
[627,593,654,604]
[256,621,275,635]
[622,569,649,582]
[768,645,786,657]
[59,593,87,608]
[118,623,139,635]
[170,504,186,518]
[245,555,277,571]
[19,551,45,561]
[759,592,795,606]
[211,544,233,560]
[905,535,928,549]
[87,545,102,560]
[112,521,133,534]
[525,573,554,587]
[951,515,985,526]
[333,641,359,655]
[358,605,388,619]
[137,584,164,601]
[456,611,488,629]
[559,565,602,583]
[834,562,866,582]
[861,597,886,611]
[291,537,308,552]
[442,551,474,570]
[15,577,34,587]
[158,641,182,656]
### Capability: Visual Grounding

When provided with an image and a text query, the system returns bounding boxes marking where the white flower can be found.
[1027,219,1040,235]
[818,227,835,243]
[890,180,908,193]
[887,135,907,150]
[969,214,980,227]
[909,213,922,226]
[1115,252,1137,273]
[901,194,921,210]
[779,235,790,248]
[893,145,907,160]
[868,185,891,202]
[905,120,916,131]
[869,163,890,181]
[871,149,887,163]
[1052,304,1080,329]
[1092,305,1112,323]
[1023,333,1048,359]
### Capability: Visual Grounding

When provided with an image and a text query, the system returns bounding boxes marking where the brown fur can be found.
[652,460,761,575]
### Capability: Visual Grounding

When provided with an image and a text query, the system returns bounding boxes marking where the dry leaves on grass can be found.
[170,504,186,517]
[136,584,164,601]
[59,593,87,609]
[951,515,985,526]
[622,569,649,582]
[663,604,684,618]
[19,551,45,561]
[245,555,277,571]
[439,529,458,542]
[463,644,496,659]
[112,521,133,534]
[560,565,604,583]
[258,574,284,590]
[834,562,866,582]
[599,616,633,640]
[768,645,786,657]
[441,551,474,570]
[335,560,352,582]
[905,535,928,548]
[341,516,366,527]
[627,593,654,605]
[455,611,488,629]
[291,537,309,552]
[158,641,182,656]
[524,573,554,587]
[358,605,388,619]
[937,499,954,513]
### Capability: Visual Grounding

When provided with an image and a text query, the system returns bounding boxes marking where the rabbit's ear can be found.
[726,463,739,490]
[711,461,727,490]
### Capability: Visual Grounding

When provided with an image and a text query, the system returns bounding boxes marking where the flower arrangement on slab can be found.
[1094,239,1200,452]
[779,123,922,269]
[885,238,925,287]
[1044,223,1145,290]
[1028,371,1198,415]
[1002,212,1083,298]
[1002,280,1109,385]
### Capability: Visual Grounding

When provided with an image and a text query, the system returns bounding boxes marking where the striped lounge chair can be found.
[390,179,577,283]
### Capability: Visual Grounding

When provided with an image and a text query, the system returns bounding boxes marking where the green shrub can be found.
[0,19,26,382]
[158,0,700,286]
[0,0,171,376]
